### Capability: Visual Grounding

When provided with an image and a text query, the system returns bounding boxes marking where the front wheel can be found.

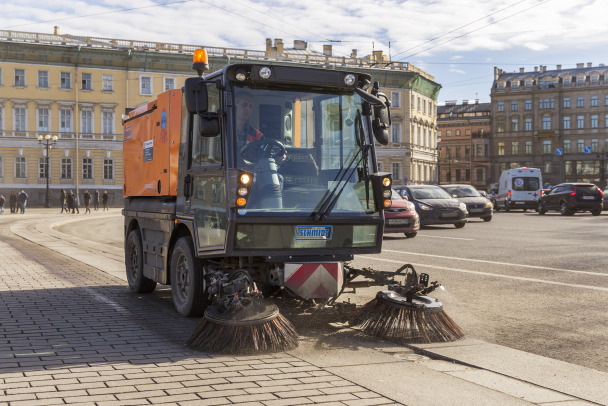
[482,216,492,222]
[125,229,157,293]
[170,236,209,317]
[504,201,511,212]
[454,222,466,229]
[404,231,418,238]
[538,202,546,215]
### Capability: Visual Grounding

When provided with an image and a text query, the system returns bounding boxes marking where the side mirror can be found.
[198,115,221,137]
[370,82,391,145]
[184,78,208,114]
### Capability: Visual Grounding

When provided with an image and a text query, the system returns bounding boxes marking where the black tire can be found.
[482,216,492,222]
[454,222,466,229]
[504,201,511,212]
[538,202,546,215]
[170,236,209,317]
[125,229,157,293]
[404,231,418,238]
[591,208,601,216]
[560,201,570,216]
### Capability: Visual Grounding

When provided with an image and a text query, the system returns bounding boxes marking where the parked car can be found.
[395,185,468,228]
[604,187,608,211]
[537,183,603,216]
[383,190,420,238]
[440,184,493,222]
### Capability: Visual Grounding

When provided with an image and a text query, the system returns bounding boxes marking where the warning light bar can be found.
[192,49,209,77]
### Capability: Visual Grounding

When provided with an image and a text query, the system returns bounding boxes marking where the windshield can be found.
[443,186,480,198]
[512,176,540,191]
[410,187,452,200]
[233,86,375,216]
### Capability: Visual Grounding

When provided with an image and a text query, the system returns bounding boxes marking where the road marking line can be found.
[418,235,475,241]
[381,250,608,277]
[360,256,608,292]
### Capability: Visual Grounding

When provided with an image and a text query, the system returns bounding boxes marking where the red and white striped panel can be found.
[284,263,344,299]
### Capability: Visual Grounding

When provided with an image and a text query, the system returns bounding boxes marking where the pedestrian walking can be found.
[0,194,5,214]
[60,189,68,213]
[84,190,91,214]
[17,190,28,214]
[102,190,109,211]
[93,190,100,211]
[73,194,80,214]
[9,191,17,214]
[67,190,74,213]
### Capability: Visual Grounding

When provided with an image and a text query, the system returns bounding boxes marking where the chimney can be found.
[534,67,538,72]
[587,62,592,68]
[577,63,584,68]
[462,100,468,105]
[350,49,357,58]
[293,40,307,50]
[54,26,60,35]
[265,38,273,52]
[475,99,479,104]
[372,50,384,62]
[274,38,284,53]
[519,67,525,73]
[323,44,332,56]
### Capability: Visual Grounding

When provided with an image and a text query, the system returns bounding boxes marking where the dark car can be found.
[383,190,420,238]
[537,183,603,216]
[603,187,608,211]
[440,184,493,222]
[395,185,468,228]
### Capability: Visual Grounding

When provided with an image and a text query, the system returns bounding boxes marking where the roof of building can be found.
[437,102,491,115]
[495,64,608,82]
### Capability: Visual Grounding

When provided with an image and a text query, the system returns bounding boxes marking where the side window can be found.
[191,83,222,166]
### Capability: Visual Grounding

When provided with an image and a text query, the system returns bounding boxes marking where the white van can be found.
[495,167,542,211]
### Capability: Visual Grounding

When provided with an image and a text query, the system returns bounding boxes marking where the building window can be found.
[60,110,72,133]
[543,161,552,173]
[565,161,572,175]
[542,116,551,130]
[38,108,49,131]
[511,118,519,131]
[525,81,532,87]
[577,97,584,107]
[14,107,26,132]
[497,102,504,112]
[390,91,400,108]
[591,115,598,128]
[577,76,584,84]
[14,69,25,87]
[591,96,598,107]
[392,163,401,182]
[81,110,93,134]
[605,95,608,106]
[475,143,483,157]
[39,157,48,179]
[525,117,532,131]
[446,130,451,137]
[511,142,518,155]
[475,168,484,182]
[164,77,176,91]
[102,112,114,135]
[564,140,570,153]
[540,99,554,109]
[38,71,49,88]
[391,122,401,143]
[511,81,519,88]
[102,75,113,91]
[0,156,3,178]
[15,156,26,178]
[423,100,427,115]
[81,73,92,90]
[82,158,93,179]
[564,77,571,85]
[563,98,570,108]
[591,139,599,152]
[417,96,421,112]
[61,158,72,179]
[140,76,152,95]
[497,82,504,89]
[497,119,505,132]
[525,100,532,111]
[60,72,71,89]
[465,129,471,136]
[543,140,551,154]
[563,116,570,129]
[103,158,114,180]
[525,141,532,155]
[577,139,584,153]
[511,101,518,111]
[498,142,505,156]
[577,115,584,129]
[605,114,608,128]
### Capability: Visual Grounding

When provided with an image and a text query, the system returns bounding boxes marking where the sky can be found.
[2,0,608,104]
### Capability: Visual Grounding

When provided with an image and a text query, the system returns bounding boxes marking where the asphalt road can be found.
[58,210,608,373]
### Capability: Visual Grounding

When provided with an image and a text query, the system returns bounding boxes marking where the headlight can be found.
[485,201,493,208]
[418,203,433,211]
[344,74,356,86]
[407,201,416,211]
[259,67,272,79]
[459,202,467,211]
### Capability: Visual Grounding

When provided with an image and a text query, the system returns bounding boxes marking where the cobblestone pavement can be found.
[0,218,399,406]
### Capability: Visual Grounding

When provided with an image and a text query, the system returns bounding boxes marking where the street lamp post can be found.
[38,134,58,208]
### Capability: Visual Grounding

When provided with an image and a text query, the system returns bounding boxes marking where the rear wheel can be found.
[591,207,601,216]
[404,231,417,238]
[170,236,210,317]
[482,216,492,222]
[560,201,570,216]
[454,222,466,229]
[125,229,156,293]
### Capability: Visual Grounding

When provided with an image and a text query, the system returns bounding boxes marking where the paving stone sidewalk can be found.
[0,220,399,406]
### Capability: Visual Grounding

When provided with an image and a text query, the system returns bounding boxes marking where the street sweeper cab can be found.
[123,49,462,352]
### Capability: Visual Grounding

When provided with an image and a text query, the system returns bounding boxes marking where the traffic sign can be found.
[584,146,591,153]
[555,148,563,155]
